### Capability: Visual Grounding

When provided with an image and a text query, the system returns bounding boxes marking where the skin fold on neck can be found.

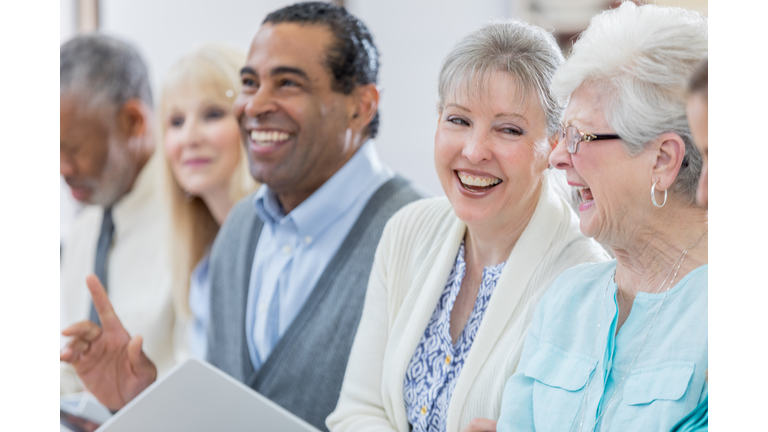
[609,195,708,333]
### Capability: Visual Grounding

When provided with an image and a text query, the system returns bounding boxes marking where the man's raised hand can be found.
[60,274,157,411]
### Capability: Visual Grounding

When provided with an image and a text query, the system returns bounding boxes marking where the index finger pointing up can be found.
[85,274,121,330]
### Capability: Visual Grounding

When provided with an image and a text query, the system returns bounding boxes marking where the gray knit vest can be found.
[207,175,426,431]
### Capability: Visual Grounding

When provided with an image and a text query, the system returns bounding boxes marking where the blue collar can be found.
[252,140,388,239]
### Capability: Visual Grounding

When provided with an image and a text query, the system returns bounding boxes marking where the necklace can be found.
[576,233,707,431]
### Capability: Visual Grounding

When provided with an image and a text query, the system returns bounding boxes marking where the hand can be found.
[60,274,157,411]
[461,418,497,432]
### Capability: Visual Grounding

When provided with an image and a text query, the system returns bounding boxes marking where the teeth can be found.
[571,185,593,203]
[457,172,501,187]
[250,130,291,145]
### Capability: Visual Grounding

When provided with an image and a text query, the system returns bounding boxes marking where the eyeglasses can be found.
[558,124,621,154]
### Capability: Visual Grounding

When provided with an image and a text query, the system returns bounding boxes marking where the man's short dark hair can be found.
[264,2,380,138]
[61,34,153,112]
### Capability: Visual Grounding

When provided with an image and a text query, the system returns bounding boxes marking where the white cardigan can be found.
[326,177,609,432]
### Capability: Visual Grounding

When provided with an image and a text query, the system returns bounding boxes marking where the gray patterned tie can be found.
[89,207,114,326]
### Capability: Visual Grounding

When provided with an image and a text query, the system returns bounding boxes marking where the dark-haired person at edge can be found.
[59,3,426,430]
[686,60,708,211]
[669,58,708,432]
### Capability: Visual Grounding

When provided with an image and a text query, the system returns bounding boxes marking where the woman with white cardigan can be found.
[326,20,608,432]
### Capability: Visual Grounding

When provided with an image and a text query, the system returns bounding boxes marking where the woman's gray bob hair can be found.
[438,19,565,137]
[552,2,707,205]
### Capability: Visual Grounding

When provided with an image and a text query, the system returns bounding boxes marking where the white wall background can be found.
[60,0,77,43]
[99,0,295,103]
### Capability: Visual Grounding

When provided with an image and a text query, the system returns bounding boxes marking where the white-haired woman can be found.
[326,20,608,432]
[494,3,708,431]
[159,45,258,359]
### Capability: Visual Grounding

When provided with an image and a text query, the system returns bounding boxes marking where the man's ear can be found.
[348,83,379,133]
[117,99,149,139]
[652,132,686,191]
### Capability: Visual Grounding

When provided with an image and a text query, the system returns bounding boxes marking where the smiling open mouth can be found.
[250,130,292,148]
[574,185,594,205]
[456,171,502,192]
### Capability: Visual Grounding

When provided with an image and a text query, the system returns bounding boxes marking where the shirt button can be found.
[282,245,292,254]
[421,406,427,415]
[259,305,267,312]
[304,236,313,244]
[445,355,451,365]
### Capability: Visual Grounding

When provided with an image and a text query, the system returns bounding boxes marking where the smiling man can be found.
[60,3,425,430]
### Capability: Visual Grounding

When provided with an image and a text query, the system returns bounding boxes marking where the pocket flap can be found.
[623,361,695,406]
[524,343,597,391]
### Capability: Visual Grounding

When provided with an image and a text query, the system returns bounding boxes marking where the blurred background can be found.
[60,0,707,241]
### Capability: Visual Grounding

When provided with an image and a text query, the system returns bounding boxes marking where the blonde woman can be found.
[159,45,258,359]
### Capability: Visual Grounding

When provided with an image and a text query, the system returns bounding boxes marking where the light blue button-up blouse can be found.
[670,393,707,431]
[188,252,211,360]
[497,260,708,432]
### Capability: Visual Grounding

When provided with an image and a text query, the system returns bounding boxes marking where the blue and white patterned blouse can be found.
[403,241,506,432]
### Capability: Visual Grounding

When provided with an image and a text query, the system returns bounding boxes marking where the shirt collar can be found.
[253,183,285,227]
[252,139,388,238]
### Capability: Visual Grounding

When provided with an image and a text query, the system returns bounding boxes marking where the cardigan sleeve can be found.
[325,220,402,432]
[495,288,546,432]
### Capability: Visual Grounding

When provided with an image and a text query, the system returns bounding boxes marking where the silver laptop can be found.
[97,358,320,432]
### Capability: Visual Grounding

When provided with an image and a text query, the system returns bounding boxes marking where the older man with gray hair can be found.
[59,34,176,394]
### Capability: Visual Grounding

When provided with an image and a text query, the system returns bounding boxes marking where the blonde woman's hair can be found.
[158,45,257,316]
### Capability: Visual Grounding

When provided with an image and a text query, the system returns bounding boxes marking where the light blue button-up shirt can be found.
[497,260,708,432]
[188,252,211,360]
[245,140,395,371]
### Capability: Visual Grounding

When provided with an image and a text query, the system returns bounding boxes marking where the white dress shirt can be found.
[60,176,82,246]
[60,155,179,394]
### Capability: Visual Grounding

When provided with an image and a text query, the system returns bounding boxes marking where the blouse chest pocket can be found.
[610,361,696,431]
[524,343,597,432]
